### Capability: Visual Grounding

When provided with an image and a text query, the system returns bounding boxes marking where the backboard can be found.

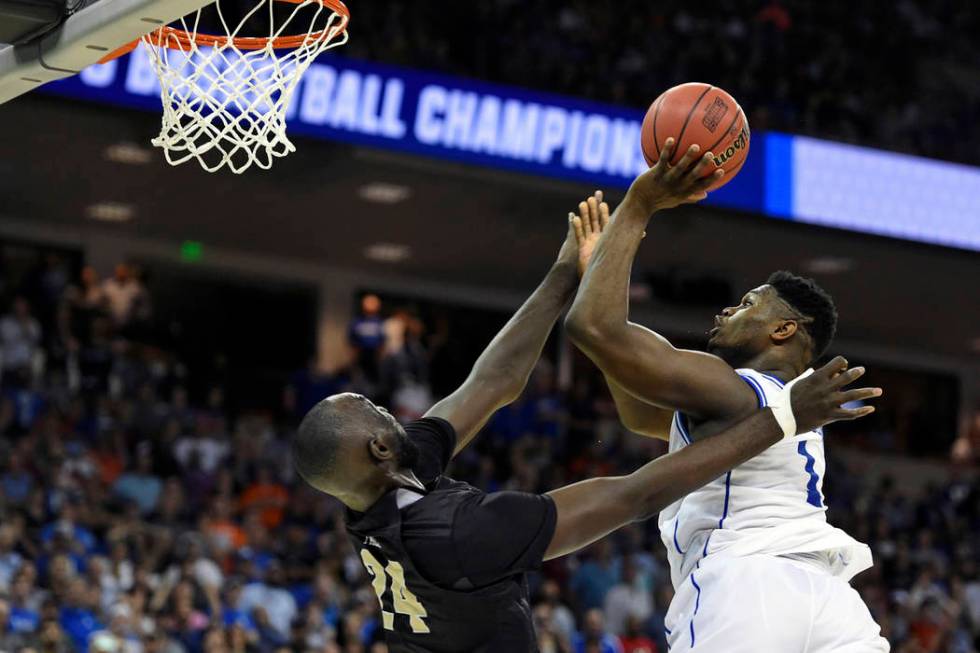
[0,0,214,104]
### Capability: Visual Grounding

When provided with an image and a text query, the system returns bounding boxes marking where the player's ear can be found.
[772,319,798,343]
[368,436,395,462]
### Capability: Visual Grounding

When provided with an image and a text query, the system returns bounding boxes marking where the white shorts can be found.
[664,554,890,653]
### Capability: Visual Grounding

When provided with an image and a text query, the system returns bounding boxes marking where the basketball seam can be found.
[652,96,665,157]
[641,135,656,166]
[673,85,714,156]
[706,107,744,155]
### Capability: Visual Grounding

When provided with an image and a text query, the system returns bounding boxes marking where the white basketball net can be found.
[140,0,348,173]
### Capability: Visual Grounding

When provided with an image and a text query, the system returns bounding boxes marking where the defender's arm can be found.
[425,224,579,454]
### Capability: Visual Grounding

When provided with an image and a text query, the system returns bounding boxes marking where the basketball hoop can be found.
[103,0,349,173]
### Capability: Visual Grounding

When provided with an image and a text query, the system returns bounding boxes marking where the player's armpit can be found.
[607,378,673,440]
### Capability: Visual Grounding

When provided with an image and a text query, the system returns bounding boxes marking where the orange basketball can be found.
[640,83,750,190]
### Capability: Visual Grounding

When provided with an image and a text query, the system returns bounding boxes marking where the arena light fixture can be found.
[103,142,154,165]
[803,256,855,275]
[85,201,135,223]
[364,242,411,263]
[357,182,413,204]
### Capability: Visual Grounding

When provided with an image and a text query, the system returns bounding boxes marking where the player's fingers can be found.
[817,356,849,380]
[684,192,708,203]
[599,201,610,230]
[571,214,585,243]
[587,196,600,233]
[688,151,719,184]
[667,144,701,180]
[834,405,876,421]
[839,387,883,404]
[691,168,725,193]
[656,138,675,173]
[832,365,865,389]
[578,201,591,237]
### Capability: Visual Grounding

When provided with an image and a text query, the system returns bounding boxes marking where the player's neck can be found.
[345,469,425,513]
[740,351,805,381]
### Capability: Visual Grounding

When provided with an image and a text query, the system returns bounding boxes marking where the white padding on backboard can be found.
[0,0,211,104]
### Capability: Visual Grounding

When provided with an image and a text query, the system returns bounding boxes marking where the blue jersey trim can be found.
[672,520,686,554]
[738,373,767,407]
[797,441,823,507]
[760,372,786,388]
[674,412,692,444]
[717,471,733,528]
[689,573,702,646]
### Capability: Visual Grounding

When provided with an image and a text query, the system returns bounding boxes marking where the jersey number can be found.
[360,549,430,634]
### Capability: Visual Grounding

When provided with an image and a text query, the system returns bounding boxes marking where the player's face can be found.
[343,393,420,470]
[706,285,781,364]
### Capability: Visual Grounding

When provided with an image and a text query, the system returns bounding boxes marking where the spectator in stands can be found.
[0,296,42,382]
[619,615,657,653]
[238,464,288,530]
[59,577,104,650]
[952,402,980,465]
[238,561,296,642]
[536,579,577,645]
[379,307,432,420]
[102,263,148,330]
[348,293,385,382]
[571,539,621,612]
[1,450,34,506]
[573,609,623,653]
[64,265,107,340]
[0,596,32,651]
[603,557,653,636]
[113,442,163,516]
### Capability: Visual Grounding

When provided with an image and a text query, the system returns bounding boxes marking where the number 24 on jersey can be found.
[360,549,430,634]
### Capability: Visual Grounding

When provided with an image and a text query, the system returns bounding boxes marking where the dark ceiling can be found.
[1,94,978,364]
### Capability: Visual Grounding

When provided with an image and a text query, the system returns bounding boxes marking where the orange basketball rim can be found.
[99,0,349,62]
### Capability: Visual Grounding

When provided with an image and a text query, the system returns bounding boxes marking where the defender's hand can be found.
[628,138,724,213]
[790,357,882,433]
[570,190,610,278]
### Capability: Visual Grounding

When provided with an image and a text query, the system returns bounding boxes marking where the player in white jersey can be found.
[565,139,890,652]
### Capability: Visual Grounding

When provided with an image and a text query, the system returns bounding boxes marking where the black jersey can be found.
[345,417,557,653]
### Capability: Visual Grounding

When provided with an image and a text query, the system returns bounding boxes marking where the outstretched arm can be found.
[425,223,579,455]
[565,140,756,423]
[545,358,880,558]
[569,191,673,440]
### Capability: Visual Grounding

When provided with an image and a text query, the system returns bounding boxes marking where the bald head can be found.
[291,393,420,503]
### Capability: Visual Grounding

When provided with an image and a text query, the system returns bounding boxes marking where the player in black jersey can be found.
[291,155,881,653]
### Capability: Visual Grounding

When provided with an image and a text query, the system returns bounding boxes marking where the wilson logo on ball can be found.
[713,126,749,166]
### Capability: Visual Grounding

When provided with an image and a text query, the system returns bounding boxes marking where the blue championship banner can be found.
[43,49,980,252]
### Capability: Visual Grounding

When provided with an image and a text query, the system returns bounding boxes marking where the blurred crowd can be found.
[345,0,980,166]
[0,255,978,653]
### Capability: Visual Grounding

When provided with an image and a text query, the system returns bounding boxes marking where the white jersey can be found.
[657,368,873,589]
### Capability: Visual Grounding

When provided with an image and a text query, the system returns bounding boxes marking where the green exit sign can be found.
[180,240,204,262]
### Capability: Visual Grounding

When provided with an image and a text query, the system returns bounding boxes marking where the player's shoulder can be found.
[733,367,787,408]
